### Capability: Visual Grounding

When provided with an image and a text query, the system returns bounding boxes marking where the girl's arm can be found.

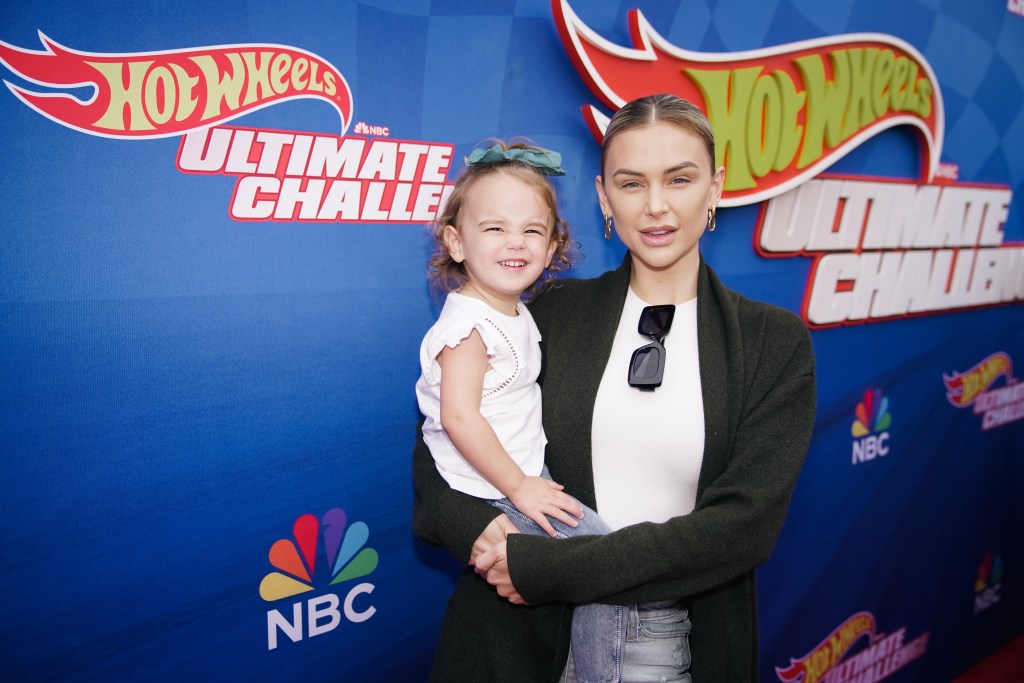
[412,423,501,565]
[438,329,582,537]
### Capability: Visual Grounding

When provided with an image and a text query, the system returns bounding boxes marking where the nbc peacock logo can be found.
[974,553,1003,615]
[851,387,892,464]
[260,507,379,650]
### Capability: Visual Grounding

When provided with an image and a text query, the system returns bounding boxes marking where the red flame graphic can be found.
[552,0,944,206]
[0,32,353,139]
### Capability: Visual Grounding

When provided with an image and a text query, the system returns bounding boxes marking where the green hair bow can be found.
[466,144,566,176]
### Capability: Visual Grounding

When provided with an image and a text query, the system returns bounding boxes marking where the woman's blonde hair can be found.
[428,139,576,301]
[601,93,717,175]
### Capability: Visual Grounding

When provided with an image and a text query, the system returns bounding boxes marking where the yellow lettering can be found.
[143,65,175,125]
[271,52,291,95]
[803,647,830,683]
[192,53,245,121]
[891,56,910,109]
[291,57,309,90]
[914,78,932,118]
[89,60,155,131]
[747,73,780,178]
[688,66,761,191]
[963,373,981,403]
[306,61,323,93]
[169,63,199,122]
[843,48,879,136]
[872,49,894,115]
[772,70,804,172]
[795,53,849,167]
[241,51,274,106]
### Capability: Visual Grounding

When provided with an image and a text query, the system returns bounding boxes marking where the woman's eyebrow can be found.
[610,167,644,179]
[663,161,700,174]
[611,161,700,179]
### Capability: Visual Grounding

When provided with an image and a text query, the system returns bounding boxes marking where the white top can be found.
[416,293,546,499]
[591,288,705,530]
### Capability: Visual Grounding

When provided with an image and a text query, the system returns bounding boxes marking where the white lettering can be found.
[177,127,232,172]
[307,594,341,637]
[176,126,456,224]
[974,584,1001,613]
[231,176,278,219]
[343,583,376,623]
[267,603,302,651]
[852,432,889,464]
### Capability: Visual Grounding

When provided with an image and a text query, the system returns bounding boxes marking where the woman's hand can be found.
[474,540,526,605]
[469,513,519,567]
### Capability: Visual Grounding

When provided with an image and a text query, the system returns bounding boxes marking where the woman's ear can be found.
[710,165,726,205]
[443,225,464,263]
[595,175,610,216]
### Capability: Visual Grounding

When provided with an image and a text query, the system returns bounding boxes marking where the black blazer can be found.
[413,257,816,682]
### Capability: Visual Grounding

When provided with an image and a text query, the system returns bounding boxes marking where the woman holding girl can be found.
[414,94,816,682]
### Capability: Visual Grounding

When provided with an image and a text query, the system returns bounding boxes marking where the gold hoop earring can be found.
[603,214,613,240]
[707,206,717,233]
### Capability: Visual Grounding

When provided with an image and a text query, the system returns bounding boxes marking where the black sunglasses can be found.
[628,304,675,390]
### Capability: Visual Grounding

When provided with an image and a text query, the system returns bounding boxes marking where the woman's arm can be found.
[489,310,816,606]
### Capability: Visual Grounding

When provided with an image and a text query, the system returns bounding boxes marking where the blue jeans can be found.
[488,495,624,683]
[560,600,692,683]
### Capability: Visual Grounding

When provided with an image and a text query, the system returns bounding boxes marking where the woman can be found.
[413,94,816,682]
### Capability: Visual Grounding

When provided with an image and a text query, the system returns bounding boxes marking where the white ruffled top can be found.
[416,293,546,499]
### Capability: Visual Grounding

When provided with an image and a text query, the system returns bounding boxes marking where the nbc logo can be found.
[974,553,1003,614]
[353,121,390,136]
[851,387,892,464]
[260,508,379,650]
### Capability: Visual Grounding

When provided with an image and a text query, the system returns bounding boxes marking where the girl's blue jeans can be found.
[487,494,624,683]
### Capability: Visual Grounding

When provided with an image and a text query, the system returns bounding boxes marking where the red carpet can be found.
[952,635,1024,682]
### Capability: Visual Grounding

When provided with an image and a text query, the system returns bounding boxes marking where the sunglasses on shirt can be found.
[628,304,675,390]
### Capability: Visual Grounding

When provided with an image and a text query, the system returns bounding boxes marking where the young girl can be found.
[415,140,624,683]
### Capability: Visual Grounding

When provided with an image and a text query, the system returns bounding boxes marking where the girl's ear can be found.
[443,225,464,263]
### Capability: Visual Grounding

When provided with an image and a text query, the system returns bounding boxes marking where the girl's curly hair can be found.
[427,139,577,302]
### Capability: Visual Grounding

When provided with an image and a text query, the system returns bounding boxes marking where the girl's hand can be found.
[508,476,584,537]
[474,540,525,604]
[470,514,519,566]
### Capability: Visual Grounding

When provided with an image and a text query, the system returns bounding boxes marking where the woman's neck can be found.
[628,256,699,305]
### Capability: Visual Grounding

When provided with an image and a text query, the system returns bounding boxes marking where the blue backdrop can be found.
[1,1,1021,681]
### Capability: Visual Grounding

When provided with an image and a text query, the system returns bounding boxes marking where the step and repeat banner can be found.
[1,1,1021,681]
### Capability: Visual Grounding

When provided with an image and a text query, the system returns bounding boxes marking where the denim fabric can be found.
[488,494,623,683]
[560,600,691,683]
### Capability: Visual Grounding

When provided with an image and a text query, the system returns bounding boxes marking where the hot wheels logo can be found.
[944,352,1012,408]
[0,32,353,139]
[552,0,943,207]
[776,612,876,683]
[776,611,929,683]
[943,352,1024,430]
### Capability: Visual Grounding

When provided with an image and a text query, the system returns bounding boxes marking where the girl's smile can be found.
[444,171,557,315]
